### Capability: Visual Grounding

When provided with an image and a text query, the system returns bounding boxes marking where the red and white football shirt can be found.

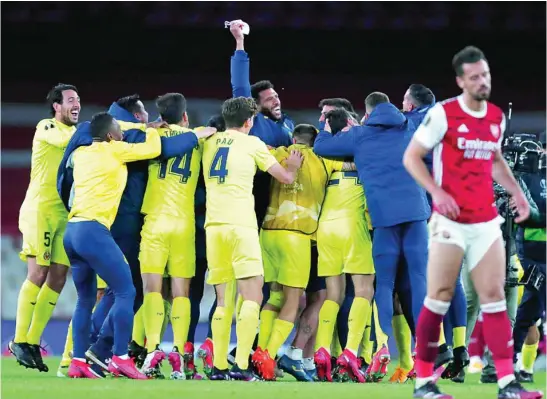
[414,95,506,224]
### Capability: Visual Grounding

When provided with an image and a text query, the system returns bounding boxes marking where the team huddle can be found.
[8,20,544,399]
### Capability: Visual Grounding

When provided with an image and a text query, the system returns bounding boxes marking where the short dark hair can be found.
[318,98,356,114]
[156,93,187,124]
[116,94,142,114]
[365,92,390,111]
[250,80,274,101]
[207,114,226,132]
[452,46,487,77]
[325,109,350,135]
[46,83,78,116]
[90,112,114,140]
[222,97,258,129]
[293,124,318,146]
[408,84,435,107]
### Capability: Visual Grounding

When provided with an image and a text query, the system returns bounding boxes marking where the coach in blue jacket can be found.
[314,92,430,354]
[57,95,201,371]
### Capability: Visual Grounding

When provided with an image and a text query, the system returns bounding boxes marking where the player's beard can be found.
[473,86,491,101]
[260,107,282,122]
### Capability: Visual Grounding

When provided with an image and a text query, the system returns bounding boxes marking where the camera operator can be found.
[462,143,542,384]
[513,131,546,383]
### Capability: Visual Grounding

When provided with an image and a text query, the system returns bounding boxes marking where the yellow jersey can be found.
[202,129,278,229]
[263,144,342,235]
[20,118,76,216]
[141,125,202,219]
[69,129,161,229]
[321,171,367,223]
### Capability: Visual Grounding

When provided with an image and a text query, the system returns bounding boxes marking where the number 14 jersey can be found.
[202,129,277,229]
[141,124,202,219]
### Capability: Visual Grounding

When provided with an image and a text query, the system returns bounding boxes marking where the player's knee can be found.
[430,285,455,302]
[115,284,136,301]
[45,264,68,292]
[27,260,48,287]
[478,283,505,304]
[353,275,375,301]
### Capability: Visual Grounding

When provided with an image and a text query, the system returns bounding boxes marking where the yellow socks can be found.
[171,297,190,349]
[258,309,278,349]
[212,306,232,370]
[392,314,413,370]
[332,327,342,357]
[143,292,164,352]
[160,299,171,342]
[315,300,340,352]
[266,319,294,358]
[452,326,466,349]
[362,324,373,365]
[132,306,145,346]
[373,301,389,350]
[438,323,446,346]
[235,300,260,370]
[522,342,539,373]
[14,280,41,343]
[235,294,244,319]
[346,297,371,354]
[60,320,73,366]
[27,284,60,345]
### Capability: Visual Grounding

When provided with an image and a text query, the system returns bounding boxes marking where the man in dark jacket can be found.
[513,154,546,383]
[314,92,430,378]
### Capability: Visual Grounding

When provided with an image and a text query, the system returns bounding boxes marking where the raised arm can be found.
[112,128,161,163]
[230,21,251,98]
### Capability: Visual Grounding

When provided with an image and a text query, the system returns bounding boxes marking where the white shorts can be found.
[428,212,503,271]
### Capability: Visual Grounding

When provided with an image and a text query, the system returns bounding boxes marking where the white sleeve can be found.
[413,103,448,150]
[497,113,506,148]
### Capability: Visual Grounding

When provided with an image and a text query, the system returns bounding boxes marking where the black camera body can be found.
[497,131,544,287]
[501,132,545,174]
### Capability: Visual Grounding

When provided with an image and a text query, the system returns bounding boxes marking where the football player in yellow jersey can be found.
[10,83,80,372]
[64,112,161,379]
[202,97,303,381]
[138,93,216,379]
[313,109,375,383]
[252,124,354,381]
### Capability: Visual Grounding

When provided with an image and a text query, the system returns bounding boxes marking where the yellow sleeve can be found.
[110,128,161,163]
[323,158,344,173]
[253,139,279,172]
[272,147,288,161]
[118,121,146,132]
[35,121,73,148]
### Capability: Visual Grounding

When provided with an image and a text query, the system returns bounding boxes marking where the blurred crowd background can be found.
[2,1,545,354]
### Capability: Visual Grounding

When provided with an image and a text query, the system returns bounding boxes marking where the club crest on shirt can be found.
[43,250,51,261]
[490,124,500,139]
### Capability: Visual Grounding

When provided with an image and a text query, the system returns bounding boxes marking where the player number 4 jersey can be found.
[141,125,202,219]
[202,130,278,229]
[414,95,506,224]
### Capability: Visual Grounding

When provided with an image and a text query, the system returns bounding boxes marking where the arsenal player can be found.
[403,46,542,399]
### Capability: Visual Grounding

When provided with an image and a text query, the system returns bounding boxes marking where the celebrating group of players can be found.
[8,20,544,399]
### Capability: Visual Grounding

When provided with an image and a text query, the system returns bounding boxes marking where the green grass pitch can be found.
[2,357,545,399]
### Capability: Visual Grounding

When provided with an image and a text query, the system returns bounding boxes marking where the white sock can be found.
[303,357,315,370]
[498,374,516,389]
[74,357,86,363]
[287,346,303,361]
[470,356,483,364]
[415,376,434,389]
[119,354,130,360]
